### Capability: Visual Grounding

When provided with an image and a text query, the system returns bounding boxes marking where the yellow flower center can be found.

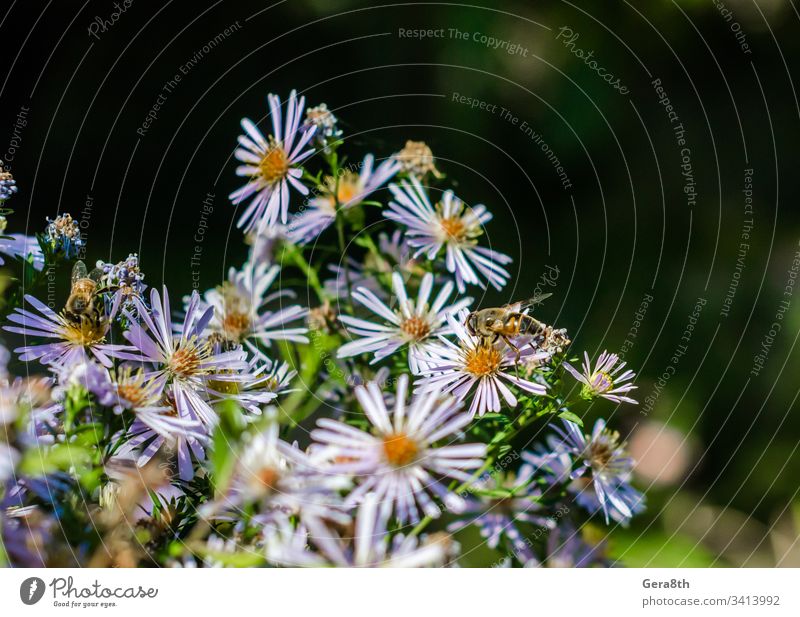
[169,339,209,378]
[439,216,467,242]
[382,432,419,467]
[222,311,251,341]
[258,144,289,185]
[335,173,360,205]
[400,315,431,341]
[61,316,106,346]
[255,467,281,492]
[464,344,502,377]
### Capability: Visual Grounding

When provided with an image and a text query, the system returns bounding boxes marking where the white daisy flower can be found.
[229,90,317,233]
[564,350,637,404]
[302,495,452,567]
[226,414,350,527]
[384,176,512,292]
[288,154,400,244]
[194,260,308,350]
[310,375,486,523]
[415,311,549,418]
[337,272,471,373]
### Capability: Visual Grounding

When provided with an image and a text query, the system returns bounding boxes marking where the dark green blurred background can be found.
[2,0,799,565]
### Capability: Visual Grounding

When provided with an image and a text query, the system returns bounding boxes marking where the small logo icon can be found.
[20,577,45,605]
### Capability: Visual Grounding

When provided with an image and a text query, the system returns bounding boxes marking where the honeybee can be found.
[465,294,553,359]
[65,260,105,324]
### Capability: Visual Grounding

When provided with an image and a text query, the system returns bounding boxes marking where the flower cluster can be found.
[45,213,84,258]
[0,162,17,202]
[0,90,644,568]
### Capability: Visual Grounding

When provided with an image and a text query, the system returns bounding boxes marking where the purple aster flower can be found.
[528,419,644,525]
[222,414,349,527]
[44,213,84,258]
[194,260,308,350]
[337,272,472,373]
[0,441,19,483]
[311,375,486,524]
[229,90,317,233]
[4,293,128,368]
[204,353,297,416]
[301,494,453,567]
[449,465,553,566]
[114,381,207,481]
[546,522,609,568]
[384,177,512,292]
[0,164,18,201]
[0,231,44,270]
[564,350,637,404]
[116,286,247,431]
[415,311,549,418]
[288,154,400,244]
[303,102,342,149]
[323,230,424,301]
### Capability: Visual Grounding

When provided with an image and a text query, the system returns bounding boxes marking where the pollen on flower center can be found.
[382,432,419,467]
[591,371,614,393]
[116,383,149,408]
[169,344,205,378]
[587,433,620,469]
[400,315,431,341]
[439,216,467,242]
[255,467,281,492]
[258,144,290,185]
[464,344,502,377]
[335,173,360,205]
[61,317,106,346]
[222,311,251,340]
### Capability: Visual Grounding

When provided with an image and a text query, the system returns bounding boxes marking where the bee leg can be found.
[502,335,522,365]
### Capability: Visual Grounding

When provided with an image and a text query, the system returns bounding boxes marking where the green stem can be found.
[335,214,355,313]
[285,245,325,302]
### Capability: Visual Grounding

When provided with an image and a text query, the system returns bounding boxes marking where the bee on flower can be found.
[415,311,549,418]
[337,271,472,373]
[4,293,128,368]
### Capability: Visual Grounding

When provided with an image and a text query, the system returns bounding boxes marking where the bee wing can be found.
[71,260,88,285]
[87,267,105,285]
[513,293,553,315]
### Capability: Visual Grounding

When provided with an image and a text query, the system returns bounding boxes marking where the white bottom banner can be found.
[0,568,796,616]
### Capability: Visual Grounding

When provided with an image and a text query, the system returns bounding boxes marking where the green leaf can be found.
[557,409,584,426]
